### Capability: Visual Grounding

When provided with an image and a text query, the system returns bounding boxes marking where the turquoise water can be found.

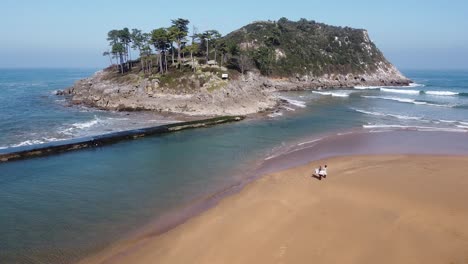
[1,69,468,263]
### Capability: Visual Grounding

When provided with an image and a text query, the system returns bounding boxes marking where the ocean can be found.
[1,69,468,263]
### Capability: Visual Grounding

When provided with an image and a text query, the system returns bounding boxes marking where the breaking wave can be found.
[362,96,451,107]
[352,109,423,120]
[380,88,420,95]
[363,124,467,133]
[312,91,351,97]
[278,96,307,108]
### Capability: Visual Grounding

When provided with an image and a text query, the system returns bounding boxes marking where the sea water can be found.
[1,69,468,263]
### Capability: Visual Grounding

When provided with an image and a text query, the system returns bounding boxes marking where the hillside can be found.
[223,18,401,78]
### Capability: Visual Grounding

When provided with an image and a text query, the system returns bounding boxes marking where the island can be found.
[60,18,411,116]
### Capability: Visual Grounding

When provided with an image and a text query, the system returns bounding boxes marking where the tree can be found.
[171,18,190,68]
[199,30,220,62]
[131,29,147,70]
[184,43,199,72]
[119,28,132,68]
[167,26,179,65]
[211,30,223,61]
[215,38,228,66]
[151,28,170,74]
[140,44,153,74]
[253,46,274,75]
[112,43,126,74]
[107,30,120,45]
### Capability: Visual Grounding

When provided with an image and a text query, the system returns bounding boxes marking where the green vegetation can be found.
[102,17,390,81]
[223,18,390,76]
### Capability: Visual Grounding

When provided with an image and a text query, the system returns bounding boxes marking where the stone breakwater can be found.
[0,116,244,163]
[61,64,410,116]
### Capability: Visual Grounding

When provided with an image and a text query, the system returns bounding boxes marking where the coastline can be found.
[79,154,468,264]
[76,130,468,264]
[62,68,411,117]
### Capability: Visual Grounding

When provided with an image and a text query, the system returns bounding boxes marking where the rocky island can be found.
[62,18,411,116]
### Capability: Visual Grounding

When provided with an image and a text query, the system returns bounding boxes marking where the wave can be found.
[353,86,382,90]
[408,83,426,88]
[0,137,64,150]
[268,112,283,118]
[363,124,467,133]
[297,138,322,146]
[380,88,420,95]
[278,96,307,108]
[312,91,350,97]
[424,91,459,96]
[353,109,423,120]
[281,106,295,111]
[71,116,101,129]
[354,83,425,90]
[362,96,451,107]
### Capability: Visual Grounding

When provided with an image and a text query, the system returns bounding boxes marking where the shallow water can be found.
[1,69,468,263]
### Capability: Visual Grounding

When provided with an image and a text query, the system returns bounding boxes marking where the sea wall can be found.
[0,116,244,163]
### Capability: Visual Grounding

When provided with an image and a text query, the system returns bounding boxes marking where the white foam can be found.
[282,106,296,111]
[10,140,46,147]
[362,96,449,107]
[353,86,382,90]
[425,91,459,96]
[354,83,424,90]
[1,136,69,149]
[268,112,283,118]
[71,116,101,129]
[353,108,423,120]
[363,124,467,133]
[408,83,425,88]
[440,119,458,124]
[278,96,307,108]
[297,138,322,146]
[312,91,350,97]
[381,88,420,95]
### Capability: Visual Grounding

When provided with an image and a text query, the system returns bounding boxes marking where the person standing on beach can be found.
[319,165,327,179]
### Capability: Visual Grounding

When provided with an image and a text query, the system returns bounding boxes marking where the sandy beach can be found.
[80,155,468,264]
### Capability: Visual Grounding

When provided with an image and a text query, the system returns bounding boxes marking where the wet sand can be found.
[79,154,468,264]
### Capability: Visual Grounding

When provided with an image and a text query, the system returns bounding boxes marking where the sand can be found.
[80,155,468,264]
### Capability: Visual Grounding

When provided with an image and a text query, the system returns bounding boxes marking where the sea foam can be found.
[380,88,420,95]
[353,109,423,120]
[362,96,450,107]
[312,91,350,97]
[424,91,459,96]
[363,124,467,133]
[278,96,307,108]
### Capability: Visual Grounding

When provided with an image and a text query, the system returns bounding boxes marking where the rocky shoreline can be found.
[59,63,411,117]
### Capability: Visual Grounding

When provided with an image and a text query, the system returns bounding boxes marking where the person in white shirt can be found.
[319,165,327,179]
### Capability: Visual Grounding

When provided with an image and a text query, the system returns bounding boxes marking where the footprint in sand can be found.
[277,245,287,263]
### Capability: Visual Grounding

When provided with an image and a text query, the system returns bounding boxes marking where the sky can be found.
[1,0,467,70]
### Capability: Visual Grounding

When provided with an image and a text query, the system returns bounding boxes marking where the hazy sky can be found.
[1,0,467,69]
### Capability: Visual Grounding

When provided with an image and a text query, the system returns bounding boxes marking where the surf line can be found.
[0,116,245,163]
